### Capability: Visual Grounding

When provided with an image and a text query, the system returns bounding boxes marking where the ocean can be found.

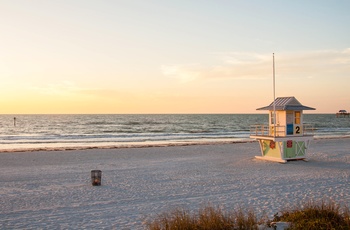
[0,114,349,152]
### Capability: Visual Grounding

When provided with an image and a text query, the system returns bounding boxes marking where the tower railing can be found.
[303,124,315,136]
[249,124,272,136]
[250,124,314,137]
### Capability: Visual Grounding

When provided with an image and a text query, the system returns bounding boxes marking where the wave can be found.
[0,138,255,153]
[1,114,350,152]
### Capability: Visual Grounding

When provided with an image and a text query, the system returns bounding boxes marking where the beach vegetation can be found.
[146,205,261,230]
[147,200,350,230]
[273,200,350,230]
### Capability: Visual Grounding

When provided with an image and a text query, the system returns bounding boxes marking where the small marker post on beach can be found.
[14,117,16,127]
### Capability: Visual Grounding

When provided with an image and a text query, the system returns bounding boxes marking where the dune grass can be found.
[273,200,350,230]
[147,205,261,230]
[147,200,350,230]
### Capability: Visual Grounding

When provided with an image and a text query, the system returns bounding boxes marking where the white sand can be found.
[0,139,349,229]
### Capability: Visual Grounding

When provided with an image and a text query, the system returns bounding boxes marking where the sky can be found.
[1,0,350,114]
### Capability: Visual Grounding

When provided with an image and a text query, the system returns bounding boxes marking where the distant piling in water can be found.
[14,117,16,126]
[336,110,349,118]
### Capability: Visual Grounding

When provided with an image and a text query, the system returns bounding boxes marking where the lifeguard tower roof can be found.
[257,96,315,111]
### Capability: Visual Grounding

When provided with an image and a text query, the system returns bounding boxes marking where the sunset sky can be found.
[1,0,349,114]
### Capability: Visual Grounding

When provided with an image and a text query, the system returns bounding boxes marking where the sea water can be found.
[0,114,349,151]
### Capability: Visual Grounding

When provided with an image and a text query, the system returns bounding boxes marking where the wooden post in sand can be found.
[14,117,16,127]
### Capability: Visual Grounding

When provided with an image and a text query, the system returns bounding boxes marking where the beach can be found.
[0,138,349,229]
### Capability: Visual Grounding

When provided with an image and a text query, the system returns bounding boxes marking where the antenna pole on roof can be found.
[273,53,276,138]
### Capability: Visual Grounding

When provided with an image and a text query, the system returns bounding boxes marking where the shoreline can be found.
[1,136,350,153]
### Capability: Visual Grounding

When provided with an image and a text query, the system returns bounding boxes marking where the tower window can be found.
[295,111,301,124]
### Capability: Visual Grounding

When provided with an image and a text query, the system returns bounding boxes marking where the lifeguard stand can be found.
[250,97,315,163]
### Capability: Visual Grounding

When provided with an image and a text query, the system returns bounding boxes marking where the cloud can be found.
[161,65,201,83]
[203,52,271,80]
[29,81,121,98]
[219,52,269,65]
[161,52,272,82]
[276,49,350,79]
[31,81,80,96]
[335,48,350,64]
[161,49,350,82]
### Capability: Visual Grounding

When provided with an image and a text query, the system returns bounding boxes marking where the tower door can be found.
[286,111,294,135]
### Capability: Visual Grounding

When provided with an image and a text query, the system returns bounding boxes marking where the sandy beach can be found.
[0,138,349,229]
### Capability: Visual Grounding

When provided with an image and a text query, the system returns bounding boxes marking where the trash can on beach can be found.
[91,170,102,186]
